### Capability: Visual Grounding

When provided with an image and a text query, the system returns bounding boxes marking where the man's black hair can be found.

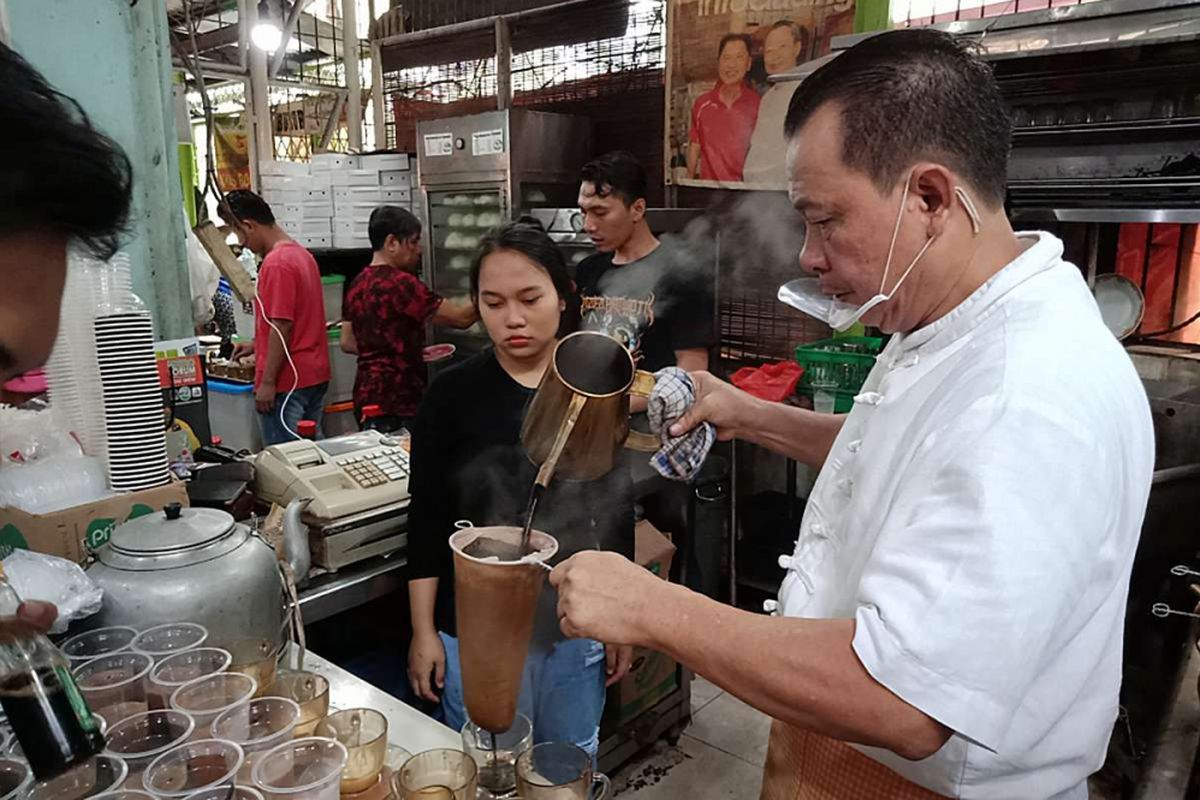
[783,29,1011,207]
[580,151,647,207]
[718,33,753,58]
[769,19,808,50]
[1,43,132,260]
[368,205,421,251]
[221,189,276,226]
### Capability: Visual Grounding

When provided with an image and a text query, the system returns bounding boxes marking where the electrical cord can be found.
[254,269,304,442]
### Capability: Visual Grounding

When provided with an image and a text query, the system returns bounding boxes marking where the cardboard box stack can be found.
[258,153,416,251]
[258,159,333,250]
[327,152,414,250]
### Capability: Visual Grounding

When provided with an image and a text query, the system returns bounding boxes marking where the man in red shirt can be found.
[221,189,331,445]
[340,206,476,429]
[687,33,761,182]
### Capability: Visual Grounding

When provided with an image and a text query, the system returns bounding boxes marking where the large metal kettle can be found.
[83,500,311,662]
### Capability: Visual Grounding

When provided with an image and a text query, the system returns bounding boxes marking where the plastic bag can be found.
[2,549,103,634]
[0,405,84,465]
[731,361,805,403]
[0,456,110,514]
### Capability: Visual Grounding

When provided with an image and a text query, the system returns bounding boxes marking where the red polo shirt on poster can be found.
[689,81,761,182]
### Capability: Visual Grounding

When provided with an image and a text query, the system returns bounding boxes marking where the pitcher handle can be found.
[590,773,612,800]
[625,430,660,452]
[630,369,656,398]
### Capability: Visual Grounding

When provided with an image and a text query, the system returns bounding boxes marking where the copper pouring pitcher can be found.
[521,331,658,485]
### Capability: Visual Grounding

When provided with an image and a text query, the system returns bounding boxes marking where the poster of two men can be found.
[667,0,856,190]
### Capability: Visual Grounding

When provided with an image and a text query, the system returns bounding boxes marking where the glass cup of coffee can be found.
[392,749,478,800]
[169,673,258,737]
[142,738,244,798]
[516,742,610,800]
[315,708,388,794]
[73,651,154,725]
[268,670,330,737]
[148,648,232,710]
[461,714,532,799]
[103,709,195,790]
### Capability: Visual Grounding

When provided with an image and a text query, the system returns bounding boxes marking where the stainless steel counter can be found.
[297,553,407,625]
[289,644,460,754]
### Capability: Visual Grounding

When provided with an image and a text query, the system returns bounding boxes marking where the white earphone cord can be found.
[254,282,303,442]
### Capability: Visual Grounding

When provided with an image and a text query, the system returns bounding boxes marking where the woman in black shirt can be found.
[406,219,635,756]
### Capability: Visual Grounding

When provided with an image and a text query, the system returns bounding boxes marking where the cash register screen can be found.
[316,432,380,459]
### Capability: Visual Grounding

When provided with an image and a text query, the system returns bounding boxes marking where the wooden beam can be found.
[193,221,255,304]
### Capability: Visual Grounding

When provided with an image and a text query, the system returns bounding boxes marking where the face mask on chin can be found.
[779,173,982,332]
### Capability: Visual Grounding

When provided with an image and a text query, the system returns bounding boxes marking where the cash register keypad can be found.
[337,449,409,489]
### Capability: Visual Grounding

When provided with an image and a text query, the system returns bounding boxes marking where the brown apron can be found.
[760,721,952,800]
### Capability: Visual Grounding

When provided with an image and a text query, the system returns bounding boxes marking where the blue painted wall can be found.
[7,0,192,338]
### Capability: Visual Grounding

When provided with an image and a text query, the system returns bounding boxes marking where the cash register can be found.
[255,430,410,570]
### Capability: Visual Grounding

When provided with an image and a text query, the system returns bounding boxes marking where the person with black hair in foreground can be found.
[221,189,330,445]
[405,219,634,756]
[552,30,1153,799]
[340,206,477,429]
[0,42,135,627]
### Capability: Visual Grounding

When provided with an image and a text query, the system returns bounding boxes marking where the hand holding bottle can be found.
[13,601,55,632]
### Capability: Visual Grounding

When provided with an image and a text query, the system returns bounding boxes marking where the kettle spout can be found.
[282,498,312,586]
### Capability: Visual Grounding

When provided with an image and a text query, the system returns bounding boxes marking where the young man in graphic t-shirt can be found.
[575,151,715,379]
[222,189,330,446]
[575,152,716,566]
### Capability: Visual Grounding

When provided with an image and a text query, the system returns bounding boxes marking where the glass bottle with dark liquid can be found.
[0,564,104,779]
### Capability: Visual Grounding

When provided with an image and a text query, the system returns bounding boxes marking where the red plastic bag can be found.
[731,361,805,403]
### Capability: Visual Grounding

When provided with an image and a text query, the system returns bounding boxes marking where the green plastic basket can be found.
[794,336,883,412]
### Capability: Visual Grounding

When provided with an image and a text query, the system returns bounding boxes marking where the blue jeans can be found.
[439,633,607,758]
[257,382,328,445]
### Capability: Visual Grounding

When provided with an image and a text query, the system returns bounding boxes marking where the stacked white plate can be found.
[95,312,169,491]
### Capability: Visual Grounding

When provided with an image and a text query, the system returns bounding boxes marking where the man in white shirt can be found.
[550,28,1154,799]
[743,20,806,187]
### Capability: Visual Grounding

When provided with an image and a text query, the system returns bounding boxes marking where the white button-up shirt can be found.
[778,232,1154,799]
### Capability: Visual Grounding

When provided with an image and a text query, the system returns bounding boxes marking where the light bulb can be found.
[251,21,283,52]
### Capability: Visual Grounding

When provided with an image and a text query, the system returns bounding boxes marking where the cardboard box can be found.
[359,153,409,172]
[607,519,679,725]
[330,170,382,187]
[259,160,309,178]
[0,481,190,563]
[380,170,412,189]
[636,518,675,579]
[311,153,359,171]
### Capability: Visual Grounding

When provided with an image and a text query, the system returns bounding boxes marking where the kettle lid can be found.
[109,504,237,556]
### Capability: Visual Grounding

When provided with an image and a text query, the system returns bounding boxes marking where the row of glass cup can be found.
[408,715,610,800]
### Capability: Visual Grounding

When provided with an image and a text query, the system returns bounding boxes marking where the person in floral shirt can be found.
[340,206,477,428]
